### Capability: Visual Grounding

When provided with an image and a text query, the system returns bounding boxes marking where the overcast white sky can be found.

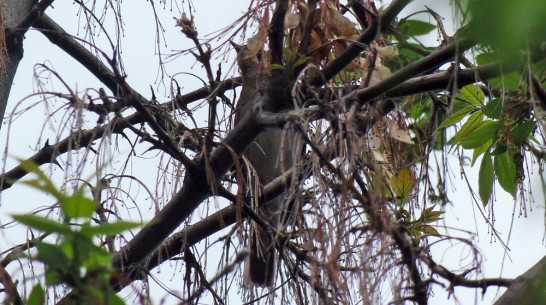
[1,1,545,304]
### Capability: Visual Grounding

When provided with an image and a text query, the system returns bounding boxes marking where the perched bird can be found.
[232,42,293,287]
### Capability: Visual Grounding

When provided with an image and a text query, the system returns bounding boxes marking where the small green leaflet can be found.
[458,120,501,149]
[448,111,483,145]
[471,139,493,166]
[82,221,142,236]
[35,242,70,271]
[494,152,518,197]
[479,151,494,206]
[391,168,415,201]
[482,98,504,119]
[438,106,474,129]
[459,84,485,106]
[61,195,96,220]
[476,52,498,65]
[13,215,72,234]
[511,120,536,146]
[399,19,437,37]
[28,284,45,305]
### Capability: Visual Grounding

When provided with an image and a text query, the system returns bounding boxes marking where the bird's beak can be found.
[230,41,244,53]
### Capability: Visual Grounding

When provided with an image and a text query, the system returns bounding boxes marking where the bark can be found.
[0,0,35,129]
[494,255,546,305]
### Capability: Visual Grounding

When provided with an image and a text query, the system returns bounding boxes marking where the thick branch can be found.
[348,38,476,103]
[261,62,501,128]
[137,166,294,284]
[110,93,269,287]
[11,0,54,35]
[32,14,130,98]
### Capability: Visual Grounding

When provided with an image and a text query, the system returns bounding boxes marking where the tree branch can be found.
[0,77,239,191]
[11,0,54,35]
[32,14,126,97]
[261,62,501,129]
[110,94,267,288]
[422,256,512,289]
[348,38,476,104]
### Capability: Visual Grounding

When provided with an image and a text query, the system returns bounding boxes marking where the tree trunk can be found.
[0,0,35,129]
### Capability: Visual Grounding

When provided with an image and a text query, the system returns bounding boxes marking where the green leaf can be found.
[82,221,142,236]
[84,246,111,269]
[449,111,483,145]
[13,215,71,234]
[419,206,444,223]
[529,134,541,145]
[61,195,96,220]
[59,239,75,260]
[471,139,492,166]
[107,291,126,305]
[62,232,95,263]
[423,225,441,237]
[511,120,536,146]
[458,120,501,149]
[438,106,474,128]
[35,242,70,270]
[399,19,437,37]
[28,284,45,305]
[479,151,494,206]
[482,98,504,119]
[468,0,546,58]
[45,269,62,286]
[294,56,311,67]
[490,71,521,91]
[476,52,499,65]
[391,168,415,201]
[459,84,485,106]
[494,152,518,197]
[269,64,286,71]
[19,160,63,199]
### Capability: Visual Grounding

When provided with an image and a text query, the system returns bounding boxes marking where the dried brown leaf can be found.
[285,12,300,30]
[326,5,356,37]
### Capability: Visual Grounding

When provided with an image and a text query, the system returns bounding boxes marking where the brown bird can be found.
[232,42,293,287]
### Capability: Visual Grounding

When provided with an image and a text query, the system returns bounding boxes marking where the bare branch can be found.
[0,77,239,191]
[422,256,512,289]
[32,14,125,97]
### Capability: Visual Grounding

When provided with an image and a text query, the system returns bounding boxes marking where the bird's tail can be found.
[244,197,282,287]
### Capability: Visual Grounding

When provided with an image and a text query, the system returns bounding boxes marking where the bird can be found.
[232,42,293,287]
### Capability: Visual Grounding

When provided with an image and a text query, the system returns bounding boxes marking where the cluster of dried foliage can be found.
[1,0,546,304]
